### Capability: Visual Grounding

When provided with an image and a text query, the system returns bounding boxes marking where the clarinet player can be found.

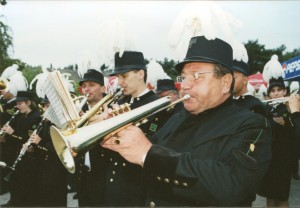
[0,91,42,207]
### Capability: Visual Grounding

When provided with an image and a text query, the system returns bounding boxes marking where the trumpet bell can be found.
[50,128,76,173]
[50,96,172,173]
[0,77,9,92]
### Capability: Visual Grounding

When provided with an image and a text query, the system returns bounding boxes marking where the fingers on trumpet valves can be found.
[111,104,131,116]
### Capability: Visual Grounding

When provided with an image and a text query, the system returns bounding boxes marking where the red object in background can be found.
[174,82,181,91]
[248,73,267,90]
[78,85,83,95]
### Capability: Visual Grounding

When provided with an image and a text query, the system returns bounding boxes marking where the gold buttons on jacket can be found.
[182,182,188,187]
[174,180,179,185]
[150,201,155,207]
[164,178,170,183]
[156,176,161,181]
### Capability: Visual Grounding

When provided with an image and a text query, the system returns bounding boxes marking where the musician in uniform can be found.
[74,69,107,206]
[1,91,42,207]
[28,97,68,207]
[0,81,17,195]
[87,51,163,206]
[288,93,300,179]
[101,36,272,206]
[258,77,295,207]
[154,79,184,133]
[232,60,266,116]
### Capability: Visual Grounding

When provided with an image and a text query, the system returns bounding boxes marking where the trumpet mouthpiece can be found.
[183,94,191,100]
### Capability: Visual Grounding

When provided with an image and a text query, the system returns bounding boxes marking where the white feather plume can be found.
[146,60,171,90]
[29,73,48,99]
[61,72,75,93]
[98,18,136,69]
[76,50,101,78]
[8,71,28,96]
[232,40,248,63]
[262,54,284,84]
[168,1,241,61]
[1,64,19,80]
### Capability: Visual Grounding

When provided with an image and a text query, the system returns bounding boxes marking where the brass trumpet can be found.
[0,77,8,91]
[71,93,89,113]
[73,89,123,129]
[50,94,190,173]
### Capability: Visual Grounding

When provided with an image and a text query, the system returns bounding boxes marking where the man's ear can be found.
[222,73,233,94]
[137,70,144,80]
[100,86,106,93]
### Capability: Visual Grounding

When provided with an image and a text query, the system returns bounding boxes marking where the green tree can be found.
[22,65,43,85]
[245,40,287,74]
[0,15,14,72]
[282,47,300,61]
[157,58,178,80]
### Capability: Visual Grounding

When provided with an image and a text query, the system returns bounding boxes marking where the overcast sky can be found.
[1,1,300,68]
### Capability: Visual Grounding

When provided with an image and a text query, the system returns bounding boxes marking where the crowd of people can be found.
[0,35,299,207]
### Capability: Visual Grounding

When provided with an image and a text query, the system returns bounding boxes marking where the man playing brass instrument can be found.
[101,36,272,206]
[73,69,107,206]
[86,51,163,207]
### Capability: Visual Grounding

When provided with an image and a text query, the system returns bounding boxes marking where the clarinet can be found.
[0,110,20,136]
[4,117,46,182]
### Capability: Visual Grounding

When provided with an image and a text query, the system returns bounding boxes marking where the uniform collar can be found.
[130,88,150,103]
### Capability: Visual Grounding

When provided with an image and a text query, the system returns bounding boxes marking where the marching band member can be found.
[154,79,184,133]
[74,69,107,206]
[232,59,266,116]
[101,36,272,206]
[87,51,164,207]
[1,91,42,207]
[0,68,27,195]
[258,74,294,207]
[28,97,68,207]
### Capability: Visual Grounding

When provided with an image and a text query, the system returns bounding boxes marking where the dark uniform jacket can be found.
[234,94,266,116]
[259,104,295,200]
[143,98,272,207]
[34,119,68,207]
[0,99,17,194]
[7,109,42,206]
[79,90,163,207]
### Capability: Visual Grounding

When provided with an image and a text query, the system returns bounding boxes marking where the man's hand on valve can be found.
[101,125,152,167]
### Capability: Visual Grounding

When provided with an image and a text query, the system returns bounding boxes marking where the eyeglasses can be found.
[176,71,214,82]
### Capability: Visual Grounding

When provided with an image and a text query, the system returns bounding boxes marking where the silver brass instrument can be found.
[51,94,190,173]
[0,110,20,136]
[262,97,289,106]
[3,117,46,182]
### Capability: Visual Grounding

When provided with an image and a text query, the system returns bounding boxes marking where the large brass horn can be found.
[0,78,9,96]
[50,94,190,173]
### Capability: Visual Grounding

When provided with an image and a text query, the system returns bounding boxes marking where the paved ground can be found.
[1,177,300,207]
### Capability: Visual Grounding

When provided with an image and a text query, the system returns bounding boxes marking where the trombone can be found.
[50,94,190,173]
